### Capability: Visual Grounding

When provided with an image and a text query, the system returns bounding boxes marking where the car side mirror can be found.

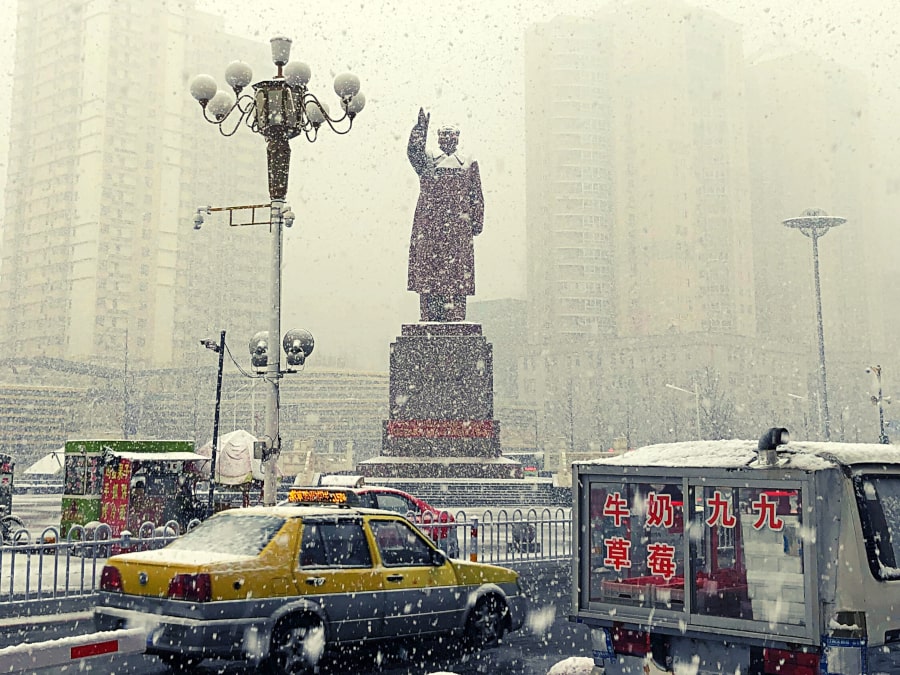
[431,548,447,566]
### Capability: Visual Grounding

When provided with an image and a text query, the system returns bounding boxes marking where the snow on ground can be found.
[547,657,594,674]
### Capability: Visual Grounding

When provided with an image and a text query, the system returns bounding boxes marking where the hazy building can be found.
[525,1,755,349]
[0,0,273,370]
[523,1,759,447]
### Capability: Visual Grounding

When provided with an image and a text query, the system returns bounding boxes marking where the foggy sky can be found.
[0,0,897,371]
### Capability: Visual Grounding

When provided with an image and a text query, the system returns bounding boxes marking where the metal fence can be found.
[0,508,572,608]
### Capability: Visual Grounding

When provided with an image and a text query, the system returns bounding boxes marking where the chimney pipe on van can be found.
[757,427,790,466]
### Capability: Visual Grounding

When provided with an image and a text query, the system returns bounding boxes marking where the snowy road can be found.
[3,610,591,674]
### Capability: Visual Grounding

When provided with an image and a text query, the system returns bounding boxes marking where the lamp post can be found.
[665,383,701,440]
[190,37,363,505]
[200,331,226,518]
[783,209,846,442]
[866,365,891,444]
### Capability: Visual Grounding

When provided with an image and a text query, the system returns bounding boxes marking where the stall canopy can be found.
[197,429,281,485]
[25,448,65,475]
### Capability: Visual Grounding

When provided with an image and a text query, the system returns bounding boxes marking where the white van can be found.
[571,428,900,674]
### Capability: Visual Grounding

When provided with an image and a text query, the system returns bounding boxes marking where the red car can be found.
[285,477,460,558]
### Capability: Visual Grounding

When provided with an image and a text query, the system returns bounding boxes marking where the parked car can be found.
[289,475,460,557]
[94,492,526,673]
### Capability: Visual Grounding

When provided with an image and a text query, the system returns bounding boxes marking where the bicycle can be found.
[0,504,27,545]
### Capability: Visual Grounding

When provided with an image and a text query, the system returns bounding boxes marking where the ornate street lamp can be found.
[783,208,846,442]
[189,37,364,505]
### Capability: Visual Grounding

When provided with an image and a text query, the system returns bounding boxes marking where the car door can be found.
[294,516,384,643]
[368,516,462,637]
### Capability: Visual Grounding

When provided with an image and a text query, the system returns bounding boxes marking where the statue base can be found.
[357,322,522,480]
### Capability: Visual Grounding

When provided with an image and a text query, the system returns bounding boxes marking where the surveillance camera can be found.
[283,209,295,228]
[193,213,204,230]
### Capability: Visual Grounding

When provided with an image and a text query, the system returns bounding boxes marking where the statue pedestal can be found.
[357,323,522,479]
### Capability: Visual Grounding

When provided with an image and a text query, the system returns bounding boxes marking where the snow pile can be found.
[547,656,594,674]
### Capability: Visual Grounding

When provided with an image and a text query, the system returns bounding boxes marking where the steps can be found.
[363,478,572,509]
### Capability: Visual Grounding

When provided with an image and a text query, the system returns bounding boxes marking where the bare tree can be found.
[696,367,735,440]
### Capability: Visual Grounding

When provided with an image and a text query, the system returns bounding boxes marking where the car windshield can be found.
[165,514,285,557]
[855,474,900,581]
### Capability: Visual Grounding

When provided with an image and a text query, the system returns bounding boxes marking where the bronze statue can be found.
[407,108,484,322]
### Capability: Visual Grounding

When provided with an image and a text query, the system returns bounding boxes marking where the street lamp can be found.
[190,37,363,505]
[783,208,846,442]
[665,383,701,440]
[866,365,891,444]
[200,330,226,518]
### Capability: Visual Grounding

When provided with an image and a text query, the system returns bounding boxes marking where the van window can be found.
[689,485,805,625]
[587,481,685,610]
[855,475,900,580]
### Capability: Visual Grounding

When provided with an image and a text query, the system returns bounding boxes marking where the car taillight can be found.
[610,622,650,657]
[167,573,212,602]
[100,565,123,592]
[763,647,820,675]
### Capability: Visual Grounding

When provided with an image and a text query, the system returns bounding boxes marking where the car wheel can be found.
[158,653,203,672]
[465,595,507,649]
[268,614,325,675]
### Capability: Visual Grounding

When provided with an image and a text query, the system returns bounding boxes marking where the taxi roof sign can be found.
[287,487,360,506]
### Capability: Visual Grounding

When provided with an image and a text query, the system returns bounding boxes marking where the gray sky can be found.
[0,0,897,370]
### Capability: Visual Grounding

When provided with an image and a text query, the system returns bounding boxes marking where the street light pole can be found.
[190,37,363,505]
[866,365,891,444]
[201,330,226,518]
[783,209,846,442]
[665,383,701,440]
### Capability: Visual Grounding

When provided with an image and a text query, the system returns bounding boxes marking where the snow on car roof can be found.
[576,439,900,472]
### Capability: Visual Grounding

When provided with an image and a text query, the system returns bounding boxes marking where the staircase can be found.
[365,477,572,509]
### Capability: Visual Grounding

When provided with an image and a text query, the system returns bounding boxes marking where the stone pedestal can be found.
[358,322,522,479]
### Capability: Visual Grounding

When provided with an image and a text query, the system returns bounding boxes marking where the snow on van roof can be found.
[576,439,900,471]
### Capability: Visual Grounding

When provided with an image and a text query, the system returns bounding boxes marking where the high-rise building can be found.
[523,1,761,449]
[0,0,272,369]
[525,0,755,349]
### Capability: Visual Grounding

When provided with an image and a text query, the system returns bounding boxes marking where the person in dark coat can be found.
[407,107,484,322]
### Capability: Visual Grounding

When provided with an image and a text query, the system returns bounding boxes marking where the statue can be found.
[407,108,484,322]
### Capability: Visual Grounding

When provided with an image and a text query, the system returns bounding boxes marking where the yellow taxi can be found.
[93,487,527,673]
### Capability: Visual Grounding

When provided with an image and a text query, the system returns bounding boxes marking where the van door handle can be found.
[386,574,404,583]
[305,577,326,586]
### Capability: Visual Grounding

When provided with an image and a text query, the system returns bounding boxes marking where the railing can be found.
[0,508,572,609]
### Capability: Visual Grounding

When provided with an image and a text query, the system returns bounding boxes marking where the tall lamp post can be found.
[190,37,364,505]
[665,382,701,440]
[783,209,846,442]
[866,365,891,444]
[200,331,226,517]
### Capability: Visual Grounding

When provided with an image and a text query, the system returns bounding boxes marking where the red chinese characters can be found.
[646,493,675,528]
[603,536,633,571]
[705,490,737,528]
[646,542,677,580]
[750,492,785,531]
[603,492,630,526]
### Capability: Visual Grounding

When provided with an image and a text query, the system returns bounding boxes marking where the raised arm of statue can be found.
[407,107,430,177]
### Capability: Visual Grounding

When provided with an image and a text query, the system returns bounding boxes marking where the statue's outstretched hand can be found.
[416,107,430,131]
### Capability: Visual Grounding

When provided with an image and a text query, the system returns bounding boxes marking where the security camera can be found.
[193,212,204,230]
[283,208,295,228]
